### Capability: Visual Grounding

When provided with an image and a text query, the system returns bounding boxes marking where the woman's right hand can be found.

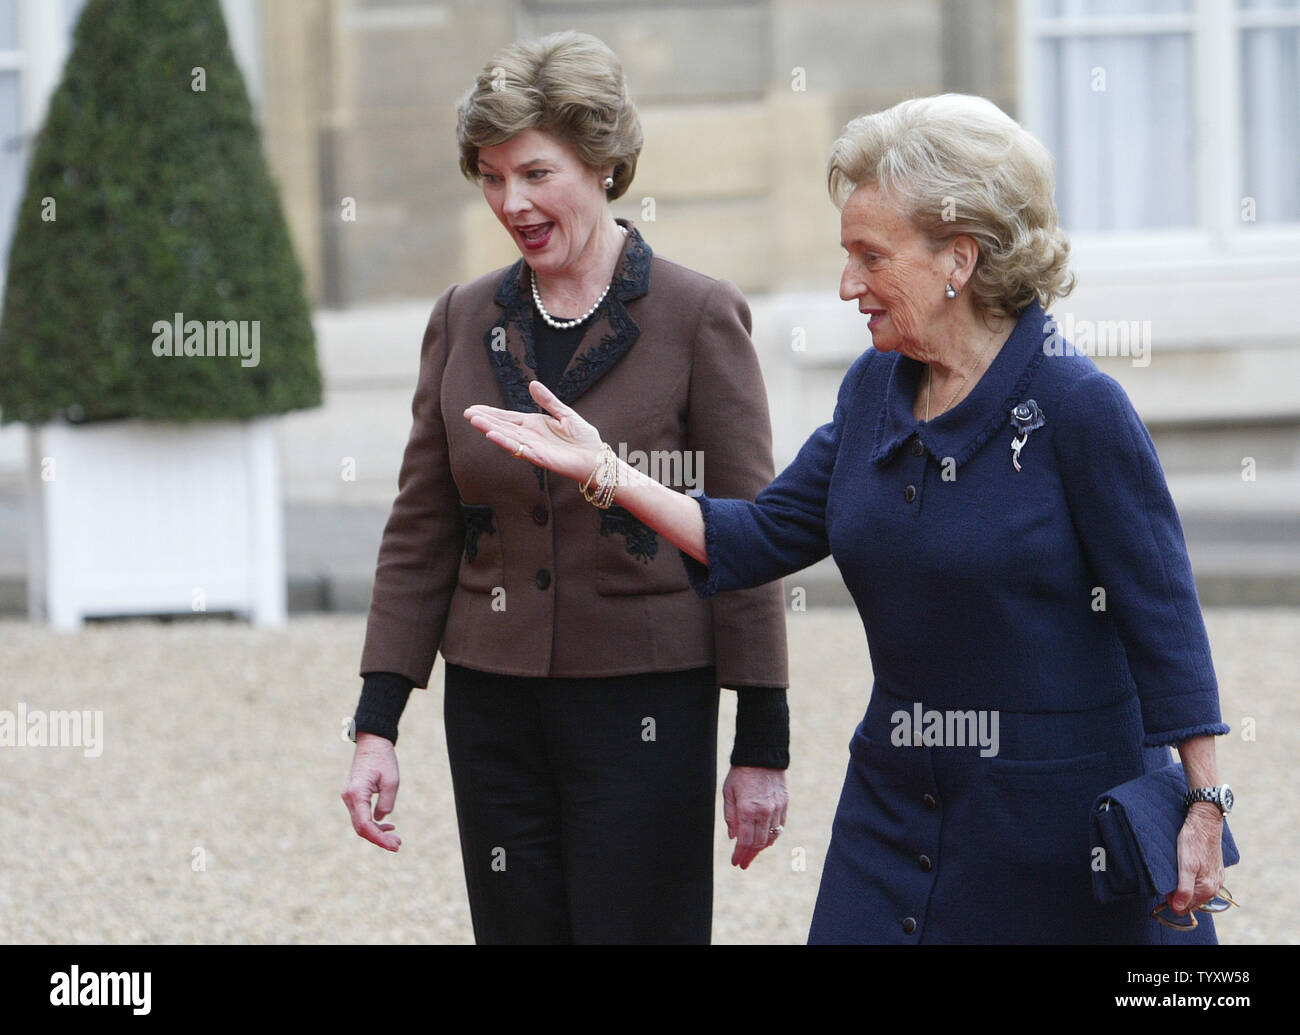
[465,379,603,483]
[341,732,402,852]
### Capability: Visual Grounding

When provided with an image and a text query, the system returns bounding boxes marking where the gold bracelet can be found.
[578,444,607,496]
[587,445,617,509]
[580,443,618,509]
[593,462,617,508]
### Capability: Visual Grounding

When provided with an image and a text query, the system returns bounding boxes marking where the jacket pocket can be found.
[595,504,691,597]
[988,750,1110,788]
[974,751,1116,896]
[456,501,504,594]
[847,727,911,787]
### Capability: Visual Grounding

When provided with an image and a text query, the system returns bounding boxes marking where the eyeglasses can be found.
[1150,888,1238,931]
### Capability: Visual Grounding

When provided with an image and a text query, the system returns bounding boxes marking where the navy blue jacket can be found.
[683,299,1229,944]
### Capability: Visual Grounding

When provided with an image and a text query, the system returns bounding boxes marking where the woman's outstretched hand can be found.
[467,378,710,565]
[465,380,603,483]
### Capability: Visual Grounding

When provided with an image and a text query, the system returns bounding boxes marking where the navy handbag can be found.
[1090,763,1240,905]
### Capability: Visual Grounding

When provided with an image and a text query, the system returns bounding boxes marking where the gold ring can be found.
[512,442,524,457]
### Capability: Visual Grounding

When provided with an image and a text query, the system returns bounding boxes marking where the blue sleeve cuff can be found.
[679,493,730,598]
[1139,685,1225,743]
[680,549,714,598]
[1142,721,1230,748]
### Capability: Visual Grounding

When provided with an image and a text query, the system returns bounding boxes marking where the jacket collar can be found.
[870,299,1049,469]
[483,218,651,412]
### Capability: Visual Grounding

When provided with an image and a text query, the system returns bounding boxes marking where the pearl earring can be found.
[603,176,614,189]
[944,281,959,299]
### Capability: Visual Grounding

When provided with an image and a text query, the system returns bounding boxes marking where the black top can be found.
[532,305,586,388]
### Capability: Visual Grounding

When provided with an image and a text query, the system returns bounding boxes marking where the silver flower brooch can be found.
[1009,400,1045,472]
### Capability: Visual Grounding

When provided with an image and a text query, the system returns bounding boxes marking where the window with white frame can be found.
[1019,0,1300,238]
[0,1,22,267]
[0,0,258,282]
[0,0,89,280]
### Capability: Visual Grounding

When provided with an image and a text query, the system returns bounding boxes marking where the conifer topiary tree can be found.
[0,0,321,425]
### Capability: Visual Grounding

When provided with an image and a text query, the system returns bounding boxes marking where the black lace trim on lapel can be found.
[554,298,639,404]
[484,271,539,414]
[484,222,654,408]
[552,224,652,404]
[612,223,653,297]
[483,221,653,437]
[458,501,496,562]
[483,265,548,490]
[600,504,658,563]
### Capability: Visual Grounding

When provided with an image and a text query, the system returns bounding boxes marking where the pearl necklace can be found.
[530,225,628,330]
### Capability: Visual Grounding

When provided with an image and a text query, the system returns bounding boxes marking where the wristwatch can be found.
[1184,784,1233,815]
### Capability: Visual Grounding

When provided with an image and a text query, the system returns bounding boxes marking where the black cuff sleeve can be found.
[729,686,790,769]
[353,671,415,746]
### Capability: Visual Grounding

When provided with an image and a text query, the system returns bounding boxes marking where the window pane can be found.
[1037,33,1196,230]
[1034,0,1191,18]
[1238,0,1299,12]
[0,0,16,51]
[1241,27,1300,222]
[0,70,21,258]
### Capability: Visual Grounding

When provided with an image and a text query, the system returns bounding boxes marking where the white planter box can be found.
[25,419,285,630]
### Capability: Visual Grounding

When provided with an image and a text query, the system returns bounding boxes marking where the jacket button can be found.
[918,854,932,872]
[911,439,925,457]
[922,793,937,810]
[902,917,917,935]
[534,568,551,590]
[531,504,548,526]
[904,484,916,503]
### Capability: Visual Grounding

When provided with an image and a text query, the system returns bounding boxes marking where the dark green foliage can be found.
[0,0,321,424]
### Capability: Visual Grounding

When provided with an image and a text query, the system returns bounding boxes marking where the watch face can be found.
[1221,785,1234,812]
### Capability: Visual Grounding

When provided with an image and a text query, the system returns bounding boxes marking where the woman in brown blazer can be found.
[339,30,790,944]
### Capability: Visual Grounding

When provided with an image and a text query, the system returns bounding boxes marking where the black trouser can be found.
[443,662,719,944]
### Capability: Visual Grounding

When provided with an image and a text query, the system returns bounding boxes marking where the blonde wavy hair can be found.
[457,31,642,201]
[827,94,1074,317]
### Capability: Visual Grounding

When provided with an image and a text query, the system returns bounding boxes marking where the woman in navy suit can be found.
[464,94,1233,943]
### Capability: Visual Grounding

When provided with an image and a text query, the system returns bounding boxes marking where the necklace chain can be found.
[530,224,629,331]
[925,326,1003,422]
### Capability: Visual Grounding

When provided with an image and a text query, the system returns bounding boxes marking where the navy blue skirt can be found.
[808,683,1217,945]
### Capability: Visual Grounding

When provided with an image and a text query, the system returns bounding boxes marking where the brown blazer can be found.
[359,221,788,688]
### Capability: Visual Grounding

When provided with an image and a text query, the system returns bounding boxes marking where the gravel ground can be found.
[0,607,1291,944]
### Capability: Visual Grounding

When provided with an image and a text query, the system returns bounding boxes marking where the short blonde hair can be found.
[457,31,642,201]
[827,94,1074,317]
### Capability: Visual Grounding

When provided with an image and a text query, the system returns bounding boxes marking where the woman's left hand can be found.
[723,765,789,870]
[1168,802,1225,914]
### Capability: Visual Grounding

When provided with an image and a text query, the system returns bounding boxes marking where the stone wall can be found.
[258,0,1018,306]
